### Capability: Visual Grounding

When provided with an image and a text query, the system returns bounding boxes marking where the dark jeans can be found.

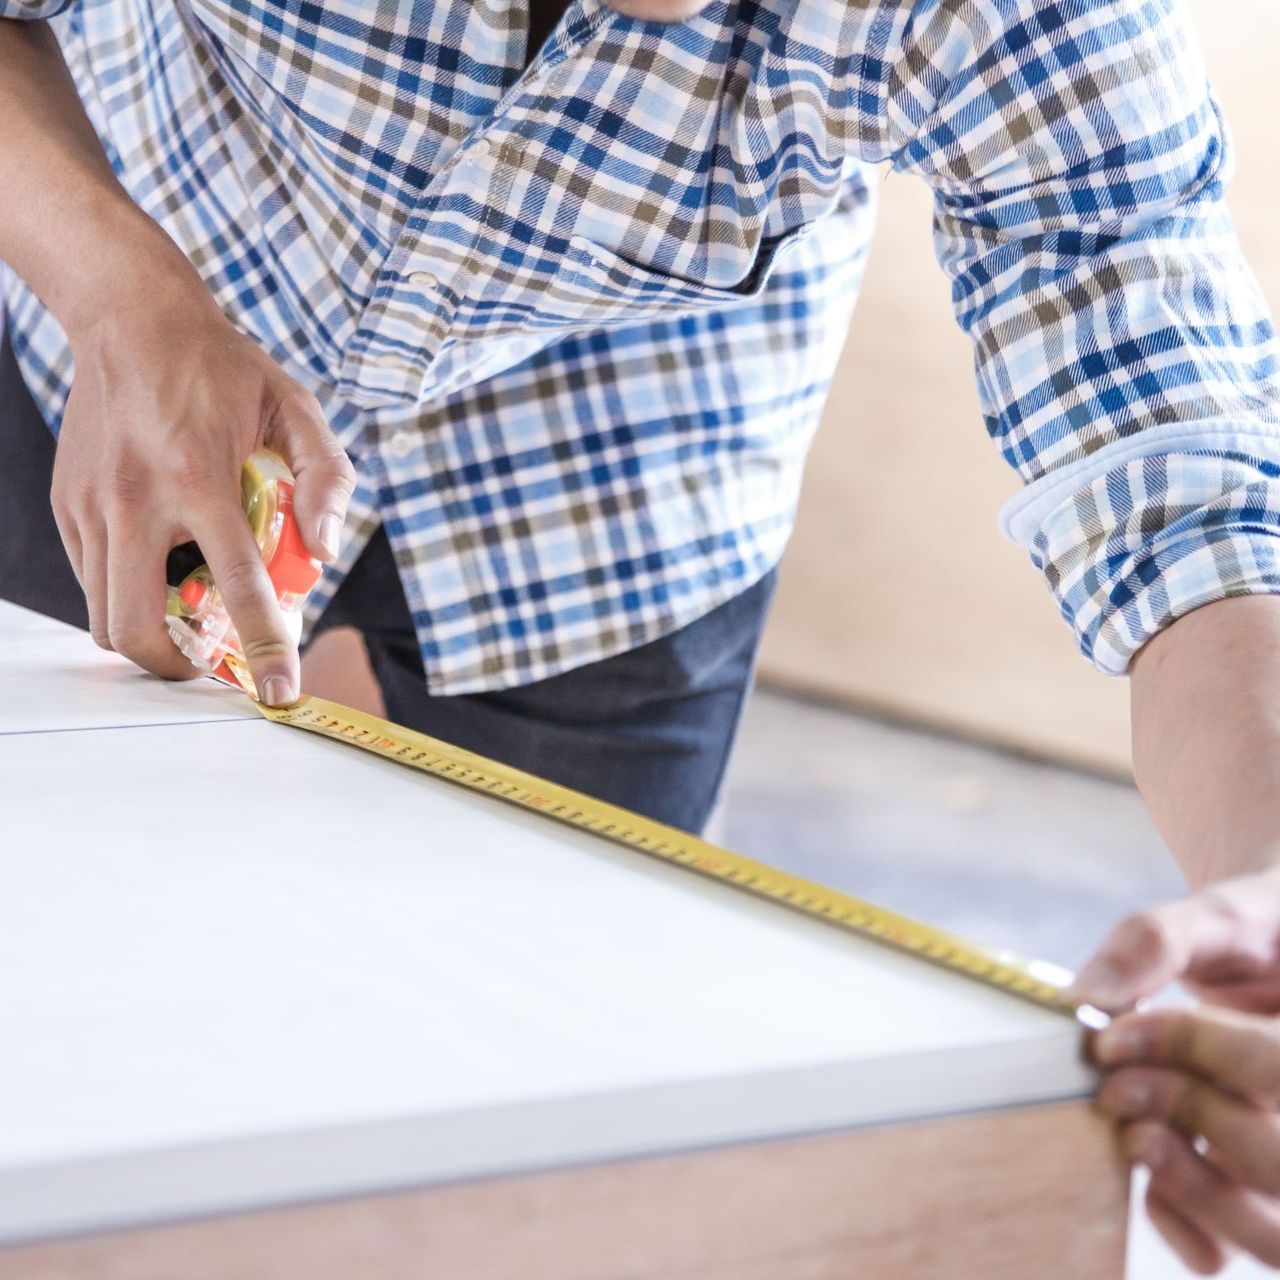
[0,332,775,832]
[0,335,88,631]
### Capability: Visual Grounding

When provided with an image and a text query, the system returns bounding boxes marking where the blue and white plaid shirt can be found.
[3,0,1278,691]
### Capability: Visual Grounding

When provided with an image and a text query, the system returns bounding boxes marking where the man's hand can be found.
[0,20,354,705]
[1075,868,1280,1273]
[54,286,354,705]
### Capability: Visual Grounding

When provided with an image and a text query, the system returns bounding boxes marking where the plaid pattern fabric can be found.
[3,0,1279,688]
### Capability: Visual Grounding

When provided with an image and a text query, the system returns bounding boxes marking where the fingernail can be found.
[318,514,342,560]
[1096,1023,1148,1064]
[262,675,297,707]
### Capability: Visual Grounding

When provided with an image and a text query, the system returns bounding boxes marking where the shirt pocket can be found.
[512,222,817,337]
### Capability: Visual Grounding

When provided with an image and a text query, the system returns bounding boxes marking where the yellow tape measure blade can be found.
[257,695,1080,1019]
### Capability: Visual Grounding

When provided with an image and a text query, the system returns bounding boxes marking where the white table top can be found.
[0,601,252,735]
[0,606,1092,1245]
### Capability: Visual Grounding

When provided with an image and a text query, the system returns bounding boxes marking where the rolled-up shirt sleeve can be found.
[884,0,1280,675]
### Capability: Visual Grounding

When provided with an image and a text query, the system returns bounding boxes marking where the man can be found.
[2,0,1280,1268]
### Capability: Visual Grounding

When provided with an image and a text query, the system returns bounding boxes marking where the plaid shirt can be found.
[3,0,1278,691]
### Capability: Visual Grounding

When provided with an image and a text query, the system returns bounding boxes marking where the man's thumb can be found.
[1071,882,1269,1011]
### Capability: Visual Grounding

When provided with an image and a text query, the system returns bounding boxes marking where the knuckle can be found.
[103,460,149,509]
[1239,1034,1280,1105]
[216,556,269,601]
[280,383,322,415]
[1116,911,1175,966]
[49,488,74,525]
[1168,1076,1206,1132]
[277,384,326,429]
[1163,1011,1200,1068]
[241,635,292,665]
[166,442,220,493]
[291,426,355,493]
[106,622,147,657]
[305,442,356,491]
[330,451,357,491]
[275,381,324,420]
[1101,1066,1148,1109]
[58,472,99,518]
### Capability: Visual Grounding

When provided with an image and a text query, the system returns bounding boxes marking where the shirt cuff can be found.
[1002,436,1280,676]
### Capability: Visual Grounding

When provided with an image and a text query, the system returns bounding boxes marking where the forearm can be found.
[0,19,209,341]
[1130,595,1280,889]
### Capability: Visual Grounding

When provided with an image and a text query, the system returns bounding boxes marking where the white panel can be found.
[0,715,1090,1243]
[0,601,250,734]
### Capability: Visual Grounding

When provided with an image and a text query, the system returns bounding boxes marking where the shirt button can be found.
[406,269,438,289]
[387,431,416,459]
[469,137,493,161]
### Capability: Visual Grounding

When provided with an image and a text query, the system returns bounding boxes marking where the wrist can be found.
[58,198,217,352]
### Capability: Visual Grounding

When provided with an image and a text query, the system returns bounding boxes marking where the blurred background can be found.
[720,3,1278,1276]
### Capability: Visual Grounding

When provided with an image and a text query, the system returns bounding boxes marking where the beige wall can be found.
[759,0,1280,775]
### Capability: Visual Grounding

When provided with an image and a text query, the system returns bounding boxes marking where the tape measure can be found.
[255,694,1103,1028]
[171,452,1098,1025]
[166,451,322,697]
